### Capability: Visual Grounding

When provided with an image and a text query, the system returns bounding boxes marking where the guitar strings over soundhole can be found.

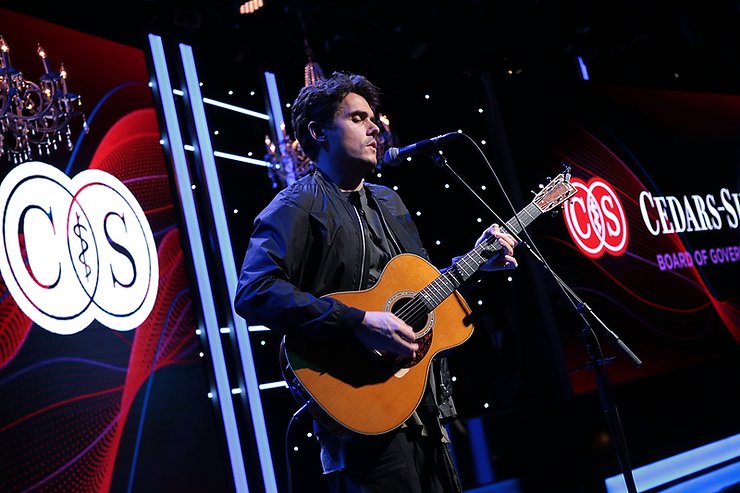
[386,292,435,367]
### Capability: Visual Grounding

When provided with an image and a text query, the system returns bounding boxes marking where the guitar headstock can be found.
[532,170,578,213]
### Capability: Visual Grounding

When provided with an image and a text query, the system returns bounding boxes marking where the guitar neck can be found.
[414,201,542,314]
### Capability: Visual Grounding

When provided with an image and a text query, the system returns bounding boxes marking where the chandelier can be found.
[0,36,88,164]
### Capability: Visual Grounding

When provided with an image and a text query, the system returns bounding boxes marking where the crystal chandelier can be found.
[0,36,88,164]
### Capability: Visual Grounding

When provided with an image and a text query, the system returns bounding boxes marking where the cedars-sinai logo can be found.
[562,176,629,259]
[0,161,159,335]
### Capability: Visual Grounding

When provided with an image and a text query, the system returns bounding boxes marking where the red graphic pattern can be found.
[552,122,740,391]
[0,109,198,492]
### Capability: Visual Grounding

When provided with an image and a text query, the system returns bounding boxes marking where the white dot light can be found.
[250,91,255,96]
[207,392,214,398]
[191,184,196,190]
[484,402,489,409]
[293,446,299,452]
[444,184,450,189]
[477,300,483,305]
[507,276,513,282]
[452,376,457,382]
[481,185,487,190]
[416,211,422,216]
[476,217,482,223]
[424,94,430,99]
[214,130,220,135]
[233,209,239,214]
[199,352,204,357]
[228,90,234,95]
[435,240,441,245]
[478,108,484,113]
[393,186,399,191]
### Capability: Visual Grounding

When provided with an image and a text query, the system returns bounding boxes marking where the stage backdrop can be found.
[417,75,740,407]
[540,83,740,392]
[350,70,740,416]
[0,10,232,493]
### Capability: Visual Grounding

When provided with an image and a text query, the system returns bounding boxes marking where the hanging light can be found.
[0,36,88,164]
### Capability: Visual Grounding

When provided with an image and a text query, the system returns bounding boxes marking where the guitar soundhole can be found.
[387,293,434,367]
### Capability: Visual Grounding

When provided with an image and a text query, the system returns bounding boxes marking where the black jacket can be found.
[234,169,430,336]
[234,169,458,469]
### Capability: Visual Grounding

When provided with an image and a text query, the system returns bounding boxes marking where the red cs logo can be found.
[562,176,629,258]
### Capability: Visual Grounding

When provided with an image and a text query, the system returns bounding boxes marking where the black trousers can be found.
[324,429,462,493]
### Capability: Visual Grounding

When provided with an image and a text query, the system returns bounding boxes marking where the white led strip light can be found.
[147,34,249,493]
[179,42,277,493]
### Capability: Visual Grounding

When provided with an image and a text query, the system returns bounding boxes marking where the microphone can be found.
[383,131,461,166]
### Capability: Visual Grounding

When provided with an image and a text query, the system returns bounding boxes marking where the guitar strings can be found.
[390,227,506,331]
[383,189,560,336]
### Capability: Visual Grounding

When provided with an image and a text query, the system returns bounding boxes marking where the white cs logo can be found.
[0,161,159,334]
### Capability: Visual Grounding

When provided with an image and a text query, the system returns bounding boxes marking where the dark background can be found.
[5,2,740,492]
[10,0,740,94]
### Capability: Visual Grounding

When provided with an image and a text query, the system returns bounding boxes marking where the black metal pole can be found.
[580,317,639,493]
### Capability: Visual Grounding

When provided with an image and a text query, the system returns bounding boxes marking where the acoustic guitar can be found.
[280,171,577,436]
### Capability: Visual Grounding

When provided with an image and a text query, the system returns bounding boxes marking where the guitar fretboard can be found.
[410,201,542,317]
[395,171,575,328]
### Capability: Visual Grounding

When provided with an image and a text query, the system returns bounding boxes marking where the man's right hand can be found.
[356,311,418,360]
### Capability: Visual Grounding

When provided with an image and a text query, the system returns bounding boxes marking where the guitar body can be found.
[281,253,473,436]
[279,171,577,437]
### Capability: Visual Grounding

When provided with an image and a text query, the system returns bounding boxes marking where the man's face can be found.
[324,92,380,168]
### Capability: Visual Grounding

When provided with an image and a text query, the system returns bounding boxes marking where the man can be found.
[234,71,518,492]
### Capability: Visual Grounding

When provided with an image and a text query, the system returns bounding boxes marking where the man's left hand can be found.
[478,224,519,272]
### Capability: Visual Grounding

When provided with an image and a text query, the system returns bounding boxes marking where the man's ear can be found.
[308,121,327,142]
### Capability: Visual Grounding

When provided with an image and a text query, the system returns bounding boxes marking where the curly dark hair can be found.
[291,72,381,162]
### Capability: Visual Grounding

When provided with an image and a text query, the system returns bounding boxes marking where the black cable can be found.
[284,401,310,493]
[439,133,640,492]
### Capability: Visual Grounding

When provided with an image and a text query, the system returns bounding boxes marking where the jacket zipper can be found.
[350,204,367,290]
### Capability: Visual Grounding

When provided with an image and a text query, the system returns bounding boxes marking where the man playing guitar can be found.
[234,71,519,493]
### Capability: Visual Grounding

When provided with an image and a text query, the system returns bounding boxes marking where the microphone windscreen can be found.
[383,147,400,166]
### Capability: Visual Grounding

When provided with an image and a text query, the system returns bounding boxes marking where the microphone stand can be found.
[429,151,642,493]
